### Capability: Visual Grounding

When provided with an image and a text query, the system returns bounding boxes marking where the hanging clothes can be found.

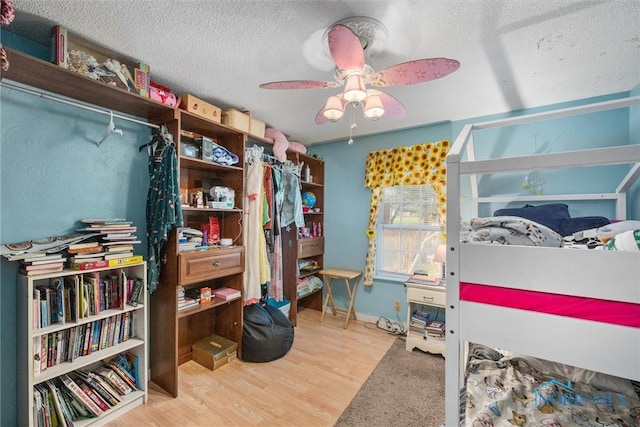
[146,126,183,294]
[243,154,271,303]
[280,164,305,228]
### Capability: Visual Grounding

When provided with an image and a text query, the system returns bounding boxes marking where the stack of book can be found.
[405,272,441,286]
[177,286,199,311]
[20,254,66,276]
[75,218,141,264]
[425,319,446,341]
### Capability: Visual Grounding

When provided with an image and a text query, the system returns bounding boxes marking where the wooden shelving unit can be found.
[282,153,325,326]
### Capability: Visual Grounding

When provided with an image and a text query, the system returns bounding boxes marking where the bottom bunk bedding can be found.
[463,346,640,427]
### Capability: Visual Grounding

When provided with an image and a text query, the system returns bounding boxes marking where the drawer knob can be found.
[213,261,221,267]
[422,296,434,302]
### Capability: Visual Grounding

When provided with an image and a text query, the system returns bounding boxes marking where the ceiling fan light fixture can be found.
[323,95,345,121]
[363,93,385,119]
[342,74,367,103]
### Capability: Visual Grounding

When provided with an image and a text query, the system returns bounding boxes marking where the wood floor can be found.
[106,309,397,427]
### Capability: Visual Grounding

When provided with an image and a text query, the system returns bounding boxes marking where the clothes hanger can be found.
[96,111,123,146]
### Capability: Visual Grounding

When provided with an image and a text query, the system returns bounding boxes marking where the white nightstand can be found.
[405,282,446,356]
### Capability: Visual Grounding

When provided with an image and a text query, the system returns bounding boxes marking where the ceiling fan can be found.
[260,17,460,125]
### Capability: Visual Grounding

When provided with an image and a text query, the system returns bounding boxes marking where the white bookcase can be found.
[17,262,148,426]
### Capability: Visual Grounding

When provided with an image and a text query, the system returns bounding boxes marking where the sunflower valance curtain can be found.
[363,140,449,286]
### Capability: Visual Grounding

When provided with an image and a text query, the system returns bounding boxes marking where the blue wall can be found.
[1,33,152,426]
[1,30,638,426]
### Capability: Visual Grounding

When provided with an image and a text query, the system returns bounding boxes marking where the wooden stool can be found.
[319,268,363,329]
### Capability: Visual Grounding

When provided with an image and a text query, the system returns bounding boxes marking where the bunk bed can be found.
[444,96,640,426]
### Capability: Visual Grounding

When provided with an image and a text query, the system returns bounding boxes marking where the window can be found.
[375,184,443,280]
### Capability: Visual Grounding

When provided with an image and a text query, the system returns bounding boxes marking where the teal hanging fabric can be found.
[145,125,183,293]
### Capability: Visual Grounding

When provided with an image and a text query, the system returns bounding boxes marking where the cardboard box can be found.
[52,26,150,97]
[249,116,266,139]
[192,335,238,371]
[180,94,222,123]
[222,109,250,133]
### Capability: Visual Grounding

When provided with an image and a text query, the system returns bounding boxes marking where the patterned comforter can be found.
[461,216,563,247]
[464,350,640,427]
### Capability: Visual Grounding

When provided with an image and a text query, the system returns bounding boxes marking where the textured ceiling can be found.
[6,0,640,145]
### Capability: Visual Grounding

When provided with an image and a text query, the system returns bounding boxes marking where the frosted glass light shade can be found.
[342,75,367,102]
[364,94,385,119]
[323,95,344,121]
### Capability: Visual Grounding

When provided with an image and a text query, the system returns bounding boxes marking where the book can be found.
[95,366,132,395]
[23,262,65,271]
[72,375,112,411]
[68,241,100,250]
[86,370,123,403]
[103,251,134,260]
[406,273,440,286]
[59,373,103,417]
[20,265,64,276]
[108,362,137,390]
[128,278,144,306]
[105,244,134,252]
[69,260,109,271]
[21,253,64,263]
[46,380,75,427]
[213,287,241,301]
[23,257,68,266]
[111,353,138,387]
[108,255,143,267]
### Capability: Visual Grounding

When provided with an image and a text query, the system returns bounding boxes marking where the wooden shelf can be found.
[178,155,243,173]
[2,48,175,120]
[177,296,241,319]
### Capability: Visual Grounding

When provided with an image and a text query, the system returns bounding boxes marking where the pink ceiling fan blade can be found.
[259,80,339,90]
[377,91,406,119]
[370,58,460,87]
[327,25,365,72]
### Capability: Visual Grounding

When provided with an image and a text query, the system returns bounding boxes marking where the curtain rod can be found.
[0,81,160,129]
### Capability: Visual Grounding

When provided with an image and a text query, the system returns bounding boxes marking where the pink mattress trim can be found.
[460,282,640,328]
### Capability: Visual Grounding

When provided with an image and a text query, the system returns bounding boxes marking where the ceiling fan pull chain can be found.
[348,105,356,145]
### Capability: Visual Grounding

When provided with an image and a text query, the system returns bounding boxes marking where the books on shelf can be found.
[425,320,446,339]
[213,287,241,301]
[20,265,64,276]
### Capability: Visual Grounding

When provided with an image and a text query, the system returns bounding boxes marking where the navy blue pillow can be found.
[493,203,570,235]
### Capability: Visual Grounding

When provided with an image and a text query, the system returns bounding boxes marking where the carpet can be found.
[334,337,445,427]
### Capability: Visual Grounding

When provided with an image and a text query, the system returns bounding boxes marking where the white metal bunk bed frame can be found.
[444,96,640,427]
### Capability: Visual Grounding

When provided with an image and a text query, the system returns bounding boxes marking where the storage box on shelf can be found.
[222,109,250,133]
[149,107,246,398]
[17,262,148,426]
[282,152,325,326]
[180,94,222,123]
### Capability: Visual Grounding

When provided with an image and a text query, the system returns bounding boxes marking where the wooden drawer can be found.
[406,285,445,307]
[179,247,244,285]
[297,237,324,258]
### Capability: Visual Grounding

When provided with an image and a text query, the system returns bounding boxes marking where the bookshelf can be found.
[17,262,148,426]
[405,282,446,356]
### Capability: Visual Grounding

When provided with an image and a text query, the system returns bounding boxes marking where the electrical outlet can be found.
[393,300,401,311]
